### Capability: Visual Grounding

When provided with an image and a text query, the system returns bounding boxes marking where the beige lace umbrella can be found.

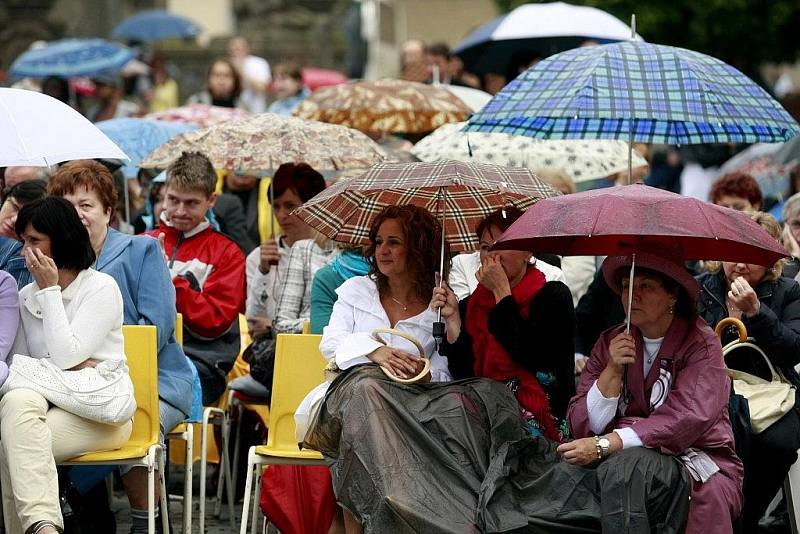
[140,113,387,171]
[293,79,471,134]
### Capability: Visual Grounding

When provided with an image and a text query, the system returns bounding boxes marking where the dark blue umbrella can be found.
[9,39,135,79]
[465,40,800,145]
[112,9,201,42]
[96,118,197,178]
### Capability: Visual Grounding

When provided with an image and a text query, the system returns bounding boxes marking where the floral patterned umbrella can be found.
[294,160,559,252]
[140,112,387,171]
[411,122,648,183]
[293,79,472,134]
[144,104,251,129]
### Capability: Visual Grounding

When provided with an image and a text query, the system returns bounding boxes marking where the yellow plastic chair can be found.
[60,325,168,534]
[239,334,327,534]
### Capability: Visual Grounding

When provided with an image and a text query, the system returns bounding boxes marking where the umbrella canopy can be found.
[493,184,787,266]
[141,112,387,171]
[144,104,250,128]
[9,39,135,79]
[411,122,648,183]
[454,2,637,74]
[302,68,348,91]
[465,40,800,145]
[294,79,472,134]
[0,88,128,166]
[112,9,201,41]
[96,118,197,178]
[443,86,493,112]
[294,160,559,252]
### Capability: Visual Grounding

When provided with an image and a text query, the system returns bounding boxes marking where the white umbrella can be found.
[0,88,128,166]
[411,122,648,183]
[443,86,493,112]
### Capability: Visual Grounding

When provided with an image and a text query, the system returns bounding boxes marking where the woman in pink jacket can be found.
[562,250,743,533]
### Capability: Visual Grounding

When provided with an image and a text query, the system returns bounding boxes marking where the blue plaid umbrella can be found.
[96,118,197,178]
[112,9,201,42]
[465,40,800,145]
[9,39,135,79]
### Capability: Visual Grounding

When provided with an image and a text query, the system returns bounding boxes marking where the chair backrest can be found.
[239,313,251,351]
[175,313,183,346]
[302,321,311,335]
[267,334,326,449]
[123,325,161,446]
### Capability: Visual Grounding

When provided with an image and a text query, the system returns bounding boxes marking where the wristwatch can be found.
[594,435,611,460]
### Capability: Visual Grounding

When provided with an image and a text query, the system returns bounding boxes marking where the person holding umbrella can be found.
[565,249,743,534]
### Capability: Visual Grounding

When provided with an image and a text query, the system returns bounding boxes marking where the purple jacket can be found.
[0,270,18,383]
[568,315,742,487]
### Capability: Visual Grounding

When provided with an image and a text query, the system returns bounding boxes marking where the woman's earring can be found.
[669,301,676,315]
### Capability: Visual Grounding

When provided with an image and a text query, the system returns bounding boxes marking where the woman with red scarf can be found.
[435,207,576,442]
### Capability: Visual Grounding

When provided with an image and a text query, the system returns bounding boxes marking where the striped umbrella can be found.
[294,160,558,252]
[465,40,800,145]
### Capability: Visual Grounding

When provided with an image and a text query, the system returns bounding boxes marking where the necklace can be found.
[390,296,408,311]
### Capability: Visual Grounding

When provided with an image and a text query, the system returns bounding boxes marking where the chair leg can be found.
[158,446,170,534]
[214,410,228,517]
[239,446,257,534]
[231,403,244,493]
[199,408,211,534]
[183,424,194,534]
[250,463,264,534]
[148,447,156,534]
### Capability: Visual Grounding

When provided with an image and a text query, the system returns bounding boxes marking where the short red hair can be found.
[48,160,118,212]
[710,171,762,208]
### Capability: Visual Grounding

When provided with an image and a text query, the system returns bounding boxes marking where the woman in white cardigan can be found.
[1,197,134,534]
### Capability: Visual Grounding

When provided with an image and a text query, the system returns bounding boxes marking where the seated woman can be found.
[435,207,576,441]
[0,270,18,373]
[1,197,134,534]
[48,160,195,530]
[696,211,800,531]
[566,250,743,534]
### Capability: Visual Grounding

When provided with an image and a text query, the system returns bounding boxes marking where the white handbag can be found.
[0,354,137,426]
[716,318,796,434]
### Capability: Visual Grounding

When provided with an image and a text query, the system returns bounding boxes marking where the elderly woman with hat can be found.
[562,250,743,534]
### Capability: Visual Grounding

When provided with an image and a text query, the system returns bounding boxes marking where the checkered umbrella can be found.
[294,160,559,252]
[465,40,800,145]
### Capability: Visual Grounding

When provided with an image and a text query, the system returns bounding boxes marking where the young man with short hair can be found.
[146,151,246,405]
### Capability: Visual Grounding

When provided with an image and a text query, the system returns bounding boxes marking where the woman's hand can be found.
[607,332,636,374]
[25,247,59,289]
[557,437,599,466]
[476,255,511,302]
[431,275,461,343]
[368,346,424,379]
[246,316,272,339]
[729,277,760,317]
[259,239,280,274]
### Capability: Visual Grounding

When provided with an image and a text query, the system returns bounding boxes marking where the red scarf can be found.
[466,267,560,441]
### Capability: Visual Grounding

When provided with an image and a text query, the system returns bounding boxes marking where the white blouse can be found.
[11,269,125,369]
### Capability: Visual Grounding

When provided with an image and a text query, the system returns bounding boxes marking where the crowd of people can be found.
[1,20,800,534]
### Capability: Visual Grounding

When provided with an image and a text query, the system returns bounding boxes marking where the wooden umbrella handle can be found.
[372,328,431,384]
[714,317,748,343]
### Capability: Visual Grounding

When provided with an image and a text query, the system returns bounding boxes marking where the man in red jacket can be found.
[147,151,246,405]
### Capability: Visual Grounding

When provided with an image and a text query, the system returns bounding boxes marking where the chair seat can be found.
[168,423,189,435]
[254,444,323,461]
[65,440,157,462]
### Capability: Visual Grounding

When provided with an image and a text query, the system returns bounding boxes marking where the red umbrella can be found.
[493,184,787,266]
[302,67,348,91]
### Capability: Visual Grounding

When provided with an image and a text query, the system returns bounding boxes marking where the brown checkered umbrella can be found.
[294,160,559,252]
[293,79,471,134]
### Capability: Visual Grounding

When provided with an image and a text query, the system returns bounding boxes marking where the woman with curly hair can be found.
[297,204,534,533]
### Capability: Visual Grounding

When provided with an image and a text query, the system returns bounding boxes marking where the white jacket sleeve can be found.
[586,380,620,434]
[320,295,382,370]
[38,280,123,369]
[246,247,272,318]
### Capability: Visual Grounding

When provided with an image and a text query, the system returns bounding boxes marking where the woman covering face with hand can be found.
[0,197,134,534]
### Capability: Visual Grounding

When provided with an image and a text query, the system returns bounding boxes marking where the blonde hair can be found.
[704,211,786,281]
[534,166,575,195]
[783,192,800,223]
